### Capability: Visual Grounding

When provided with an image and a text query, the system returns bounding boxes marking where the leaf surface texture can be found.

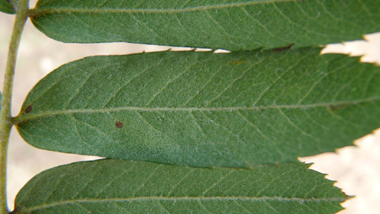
[15,48,380,167]
[15,159,346,214]
[0,0,14,14]
[29,0,380,50]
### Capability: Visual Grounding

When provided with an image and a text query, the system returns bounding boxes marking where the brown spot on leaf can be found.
[274,43,295,52]
[115,121,124,128]
[327,104,348,112]
[25,105,32,113]
[229,60,247,65]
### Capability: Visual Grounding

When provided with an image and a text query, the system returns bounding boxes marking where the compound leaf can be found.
[29,0,380,50]
[14,48,380,167]
[14,159,347,214]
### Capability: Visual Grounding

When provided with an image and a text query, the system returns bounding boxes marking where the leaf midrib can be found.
[18,195,346,212]
[13,96,380,124]
[28,0,295,16]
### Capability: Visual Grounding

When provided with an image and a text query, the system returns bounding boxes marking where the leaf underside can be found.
[14,159,347,214]
[30,0,380,50]
[0,0,14,14]
[15,48,380,168]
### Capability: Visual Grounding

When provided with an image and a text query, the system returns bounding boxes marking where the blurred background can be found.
[1,1,380,213]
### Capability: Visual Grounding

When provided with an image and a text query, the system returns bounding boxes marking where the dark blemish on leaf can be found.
[115,121,124,128]
[327,104,348,112]
[327,105,339,112]
[274,43,295,52]
[25,105,32,113]
[229,60,247,65]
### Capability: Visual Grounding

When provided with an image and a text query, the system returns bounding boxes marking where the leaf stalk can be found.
[0,0,29,213]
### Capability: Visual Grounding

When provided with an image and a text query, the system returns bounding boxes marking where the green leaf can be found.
[14,159,347,214]
[29,0,380,50]
[0,0,14,14]
[14,48,380,167]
